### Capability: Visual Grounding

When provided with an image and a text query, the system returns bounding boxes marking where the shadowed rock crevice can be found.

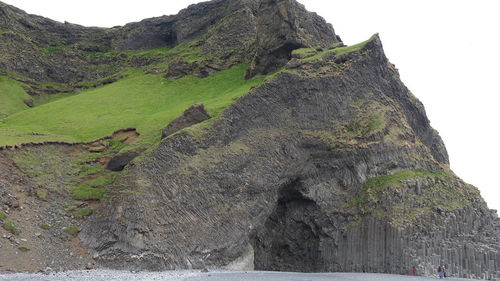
[253,178,324,272]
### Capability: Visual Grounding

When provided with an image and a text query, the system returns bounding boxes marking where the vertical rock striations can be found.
[81,34,500,279]
[1,0,499,279]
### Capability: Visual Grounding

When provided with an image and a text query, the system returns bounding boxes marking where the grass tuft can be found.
[70,185,106,200]
[40,223,51,230]
[3,221,20,235]
[75,208,94,218]
[79,165,105,178]
[18,246,30,252]
[0,211,6,221]
[36,189,48,200]
[64,225,79,236]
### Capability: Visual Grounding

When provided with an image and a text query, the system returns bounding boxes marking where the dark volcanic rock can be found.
[106,150,142,172]
[245,0,340,78]
[161,103,211,139]
[165,59,195,80]
[23,98,33,107]
[3,0,500,279]
[81,35,500,280]
[0,0,341,83]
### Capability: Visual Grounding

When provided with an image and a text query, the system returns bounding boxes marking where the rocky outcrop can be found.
[0,0,340,83]
[106,150,143,172]
[245,0,339,77]
[2,0,499,279]
[23,98,33,107]
[161,103,211,139]
[80,35,500,279]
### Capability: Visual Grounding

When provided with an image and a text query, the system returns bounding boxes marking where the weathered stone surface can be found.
[2,0,500,279]
[23,98,33,107]
[161,103,211,139]
[81,35,500,280]
[245,0,340,78]
[0,0,340,83]
[165,59,195,80]
[106,150,142,172]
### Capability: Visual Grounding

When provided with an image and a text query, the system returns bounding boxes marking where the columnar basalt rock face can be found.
[2,0,500,279]
[80,35,500,279]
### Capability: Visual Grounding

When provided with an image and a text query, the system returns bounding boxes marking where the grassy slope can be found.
[0,64,265,147]
[0,75,30,117]
[293,35,376,62]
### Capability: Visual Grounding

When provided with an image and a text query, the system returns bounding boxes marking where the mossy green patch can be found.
[40,43,71,55]
[103,138,126,155]
[347,112,385,138]
[0,211,6,221]
[64,201,81,213]
[291,47,318,59]
[0,64,267,149]
[79,165,105,178]
[70,185,106,200]
[40,223,51,230]
[346,169,474,228]
[18,246,30,252]
[36,189,48,200]
[9,146,85,194]
[64,225,79,236]
[3,221,20,235]
[0,28,13,35]
[75,208,94,218]
[351,169,447,208]
[83,175,116,188]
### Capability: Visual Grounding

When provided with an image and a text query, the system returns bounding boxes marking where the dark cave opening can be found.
[252,179,323,272]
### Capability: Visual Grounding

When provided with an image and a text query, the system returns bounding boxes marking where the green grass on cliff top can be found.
[0,75,31,117]
[296,35,376,62]
[0,64,265,147]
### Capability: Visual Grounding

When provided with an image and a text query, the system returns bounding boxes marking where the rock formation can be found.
[1,0,500,279]
[81,33,500,280]
[161,103,211,139]
[0,0,339,84]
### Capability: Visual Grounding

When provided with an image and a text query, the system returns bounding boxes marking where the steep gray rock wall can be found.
[81,35,500,279]
[0,0,340,83]
[334,204,500,279]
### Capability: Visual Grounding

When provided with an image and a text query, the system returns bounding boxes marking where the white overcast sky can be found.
[3,0,500,212]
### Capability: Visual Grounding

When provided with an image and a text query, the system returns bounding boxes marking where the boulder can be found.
[106,150,142,172]
[161,103,211,139]
[23,98,33,107]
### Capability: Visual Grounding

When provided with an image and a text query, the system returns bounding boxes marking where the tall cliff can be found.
[80,33,500,279]
[1,0,499,279]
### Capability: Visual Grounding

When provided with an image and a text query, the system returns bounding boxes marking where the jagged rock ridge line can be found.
[0,0,339,83]
[1,0,499,279]
[81,35,500,279]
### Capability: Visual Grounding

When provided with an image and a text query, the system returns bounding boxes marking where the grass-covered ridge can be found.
[0,75,31,117]
[347,169,478,228]
[0,64,266,147]
[295,35,376,62]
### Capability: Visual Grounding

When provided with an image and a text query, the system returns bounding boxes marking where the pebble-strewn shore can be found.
[0,270,486,281]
